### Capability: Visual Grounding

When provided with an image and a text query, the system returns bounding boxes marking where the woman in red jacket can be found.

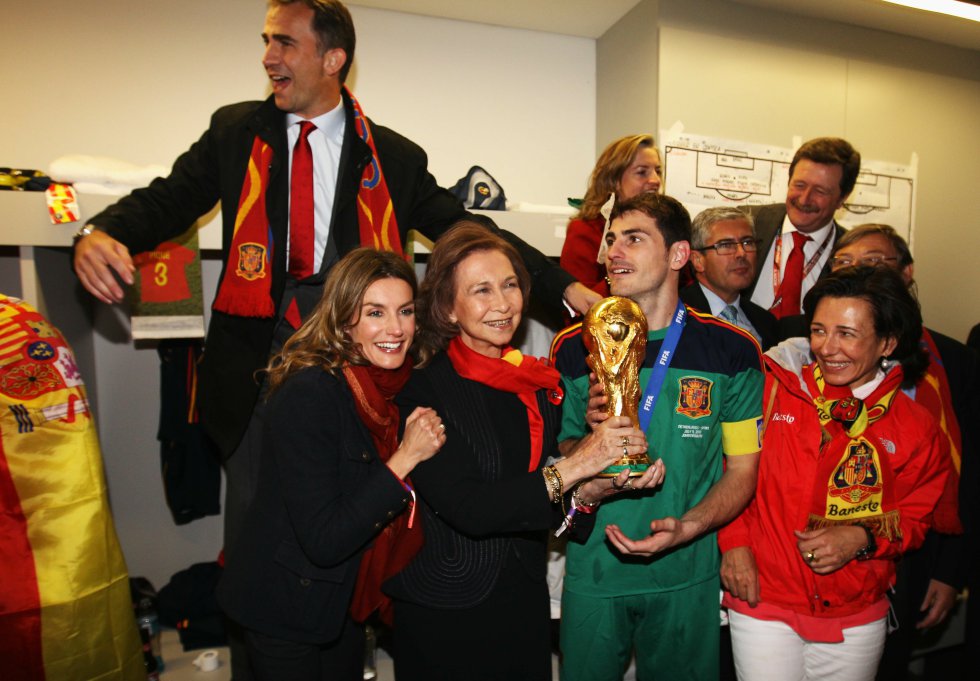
[720,266,950,681]
[559,134,662,298]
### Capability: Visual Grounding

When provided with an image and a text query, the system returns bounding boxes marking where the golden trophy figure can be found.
[583,296,651,477]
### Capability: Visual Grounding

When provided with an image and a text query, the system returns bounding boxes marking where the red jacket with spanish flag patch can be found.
[719,338,949,622]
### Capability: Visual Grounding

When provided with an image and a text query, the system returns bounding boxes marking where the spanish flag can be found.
[0,294,143,680]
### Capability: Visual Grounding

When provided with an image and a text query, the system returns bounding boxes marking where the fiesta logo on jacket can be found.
[676,376,713,418]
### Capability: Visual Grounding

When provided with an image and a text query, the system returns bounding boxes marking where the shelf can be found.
[0,192,568,257]
[0,190,221,249]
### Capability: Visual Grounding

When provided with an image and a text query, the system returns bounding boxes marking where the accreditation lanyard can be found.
[770,227,834,298]
[638,301,687,432]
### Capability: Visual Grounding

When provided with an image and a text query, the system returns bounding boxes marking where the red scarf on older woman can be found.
[446,337,563,472]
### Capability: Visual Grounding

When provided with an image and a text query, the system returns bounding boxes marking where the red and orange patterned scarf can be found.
[803,364,903,541]
[213,87,402,317]
[915,329,962,534]
[446,337,563,473]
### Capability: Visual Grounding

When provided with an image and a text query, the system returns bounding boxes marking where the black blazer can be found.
[386,352,563,608]
[85,93,573,457]
[216,367,410,644]
[742,203,846,300]
[679,282,780,351]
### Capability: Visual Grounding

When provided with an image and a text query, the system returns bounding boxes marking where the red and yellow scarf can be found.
[915,329,962,534]
[803,364,902,541]
[344,360,417,625]
[446,337,563,473]
[213,88,402,317]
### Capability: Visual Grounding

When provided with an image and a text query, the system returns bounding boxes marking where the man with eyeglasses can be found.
[682,207,779,350]
[744,137,861,321]
[831,223,979,681]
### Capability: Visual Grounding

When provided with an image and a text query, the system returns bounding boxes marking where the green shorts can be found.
[560,577,720,681]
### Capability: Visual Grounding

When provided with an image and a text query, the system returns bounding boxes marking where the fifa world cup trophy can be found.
[582,296,650,477]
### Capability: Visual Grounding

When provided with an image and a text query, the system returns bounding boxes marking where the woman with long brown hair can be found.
[218,248,445,680]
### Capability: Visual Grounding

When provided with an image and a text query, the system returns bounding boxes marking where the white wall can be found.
[597,0,980,342]
[596,0,660,152]
[1,1,594,204]
[1,1,596,587]
[350,6,596,204]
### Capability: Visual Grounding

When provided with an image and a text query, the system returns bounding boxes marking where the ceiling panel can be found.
[350,0,980,50]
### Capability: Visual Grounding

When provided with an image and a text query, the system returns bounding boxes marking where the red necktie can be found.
[772,231,811,319]
[288,121,316,279]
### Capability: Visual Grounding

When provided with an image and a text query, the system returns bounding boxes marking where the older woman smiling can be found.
[386,223,663,680]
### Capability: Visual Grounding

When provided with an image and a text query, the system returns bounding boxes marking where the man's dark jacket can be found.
[86,94,573,456]
[742,203,846,300]
[679,283,779,351]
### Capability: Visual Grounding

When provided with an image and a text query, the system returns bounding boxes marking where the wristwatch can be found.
[72,224,95,242]
[854,525,877,561]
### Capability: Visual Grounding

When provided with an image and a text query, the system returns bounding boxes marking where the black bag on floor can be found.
[157,562,227,650]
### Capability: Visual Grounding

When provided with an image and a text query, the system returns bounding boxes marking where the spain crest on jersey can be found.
[676,376,713,418]
[829,437,883,505]
[235,242,267,281]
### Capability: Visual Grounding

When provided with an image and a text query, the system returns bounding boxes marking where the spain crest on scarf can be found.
[829,437,883,507]
[236,242,268,281]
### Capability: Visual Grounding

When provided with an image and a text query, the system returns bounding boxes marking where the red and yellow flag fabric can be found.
[0,294,143,681]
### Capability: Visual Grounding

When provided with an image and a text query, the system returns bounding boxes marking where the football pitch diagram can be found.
[663,133,915,241]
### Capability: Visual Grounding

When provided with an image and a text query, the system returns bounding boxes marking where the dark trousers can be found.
[224,399,267,681]
[392,556,552,681]
[244,617,364,681]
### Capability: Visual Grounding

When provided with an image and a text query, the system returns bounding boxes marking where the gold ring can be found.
[438,423,445,430]
[622,436,630,447]
[805,551,815,563]
[623,479,634,491]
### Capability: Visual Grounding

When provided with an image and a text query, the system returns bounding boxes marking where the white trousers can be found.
[728,609,886,681]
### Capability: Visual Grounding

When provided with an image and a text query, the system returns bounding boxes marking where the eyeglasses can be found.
[696,238,760,255]
[830,255,900,269]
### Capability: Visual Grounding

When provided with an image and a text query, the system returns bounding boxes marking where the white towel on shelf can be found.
[507,201,576,216]
[48,155,168,195]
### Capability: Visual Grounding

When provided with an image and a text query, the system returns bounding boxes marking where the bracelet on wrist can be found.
[572,484,599,514]
[854,524,877,562]
[542,465,566,516]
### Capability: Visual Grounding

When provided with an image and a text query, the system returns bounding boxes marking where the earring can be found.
[879,356,889,370]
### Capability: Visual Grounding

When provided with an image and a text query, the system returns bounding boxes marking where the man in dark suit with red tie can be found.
[743,137,860,336]
[71,1,599,676]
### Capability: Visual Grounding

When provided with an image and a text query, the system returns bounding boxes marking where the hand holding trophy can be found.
[583,296,652,477]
